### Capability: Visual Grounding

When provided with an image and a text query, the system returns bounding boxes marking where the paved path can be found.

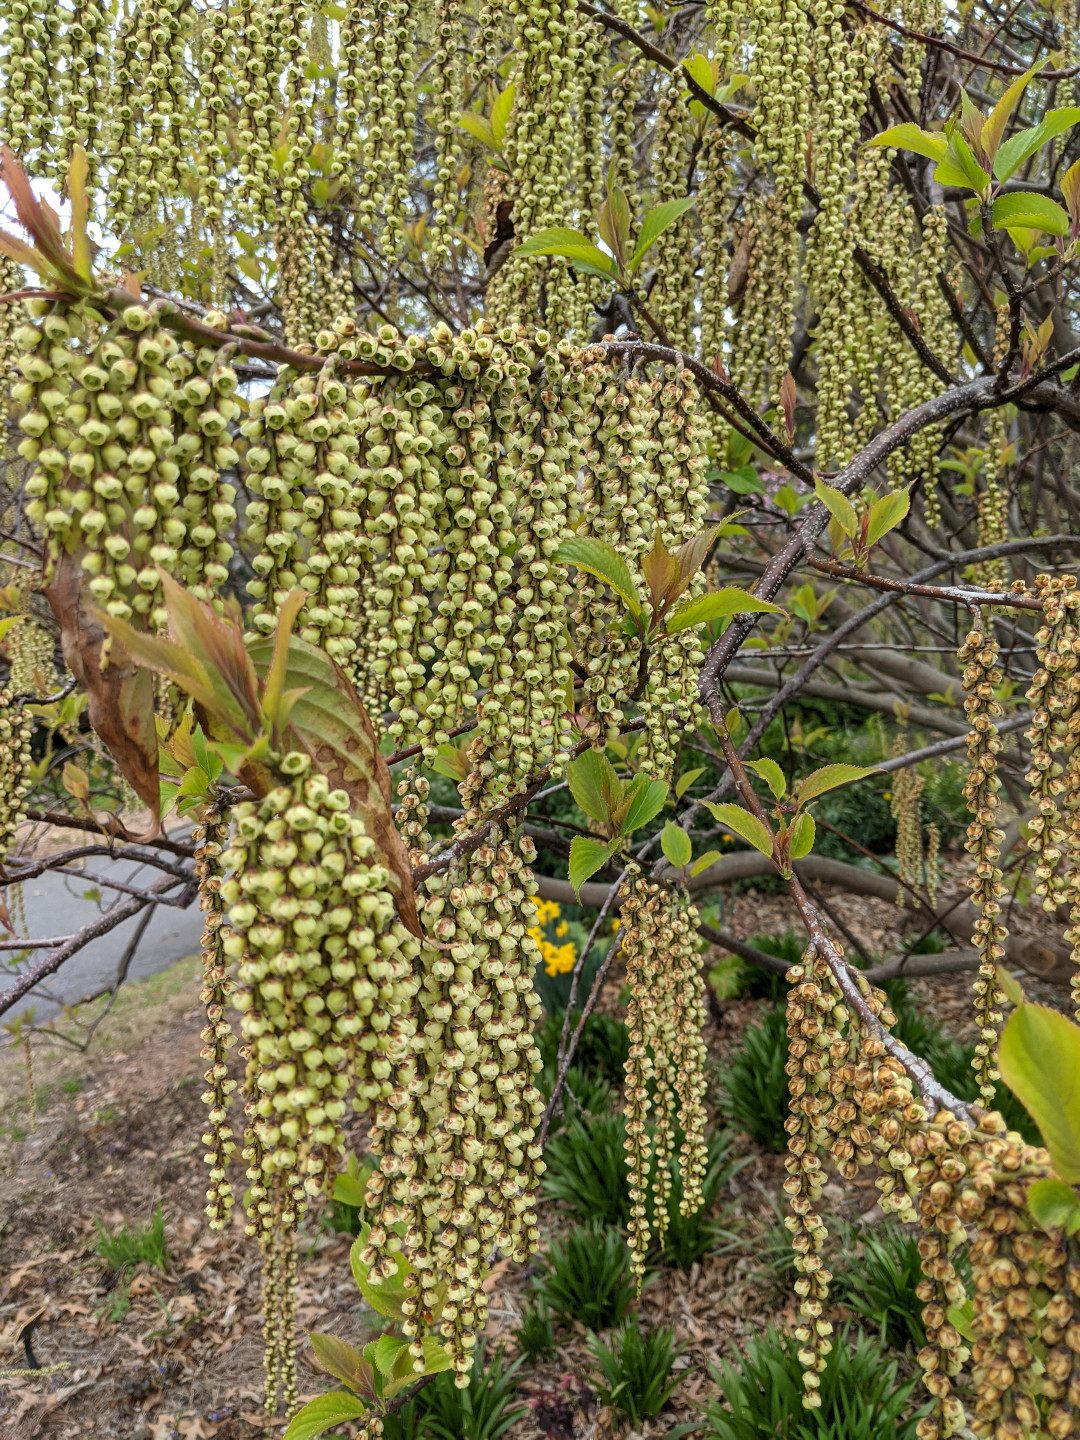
[0,848,204,1021]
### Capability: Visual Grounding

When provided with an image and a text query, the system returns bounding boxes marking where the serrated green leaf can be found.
[568,835,619,900]
[372,1334,409,1377]
[630,196,696,272]
[689,849,722,878]
[999,1004,1080,1182]
[1027,1177,1080,1234]
[675,766,706,799]
[992,190,1070,236]
[795,763,880,805]
[866,123,947,163]
[567,748,620,827]
[383,1337,454,1397]
[661,821,693,869]
[745,758,786,800]
[789,810,816,860]
[555,538,643,614]
[666,588,782,633]
[865,487,910,548]
[993,106,1080,180]
[282,1391,368,1440]
[814,478,858,538]
[620,776,669,835]
[702,802,775,859]
[515,226,591,257]
[935,130,990,192]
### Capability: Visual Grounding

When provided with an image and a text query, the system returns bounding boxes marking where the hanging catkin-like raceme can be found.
[618,866,709,1281]
[889,717,924,903]
[958,625,1008,1103]
[744,0,812,400]
[221,753,424,1410]
[0,688,31,864]
[1026,574,1080,1017]
[194,799,239,1233]
[364,826,545,1383]
[644,75,697,353]
[806,6,876,467]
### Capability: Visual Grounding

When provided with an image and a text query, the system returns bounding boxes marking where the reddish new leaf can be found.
[45,552,160,832]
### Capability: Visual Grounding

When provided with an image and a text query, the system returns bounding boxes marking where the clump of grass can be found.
[531,1220,637,1332]
[589,1317,684,1427]
[514,1298,557,1363]
[703,1327,929,1439]
[93,1201,168,1276]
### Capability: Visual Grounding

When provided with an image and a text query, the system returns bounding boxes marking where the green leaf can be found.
[675,766,706,799]
[814,478,858,538]
[661,821,693,868]
[689,849,722,878]
[865,488,911,548]
[630,196,696,272]
[619,776,669,835]
[515,226,593,257]
[745,758,786,800]
[992,190,1070,236]
[383,1337,454,1398]
[996,964,1026,1008]
[235,254,262,282]
[349,1237,411,1323]
[490,83,515,146]
[568,836,620,900]
[372,1334,410,1377]
[554,538,643,614]
[666,588,782,633]
[795,763,880,805]
[946,1299,975,1342]
[789,811,816,860]
[867,124,948,163]
[282,1392,368,1440]
[935,130,990,192]
[1027,1177,1080,1234]
[332,1173,368,1208]
[993,106,1080,180]
[999,1004,1080,1182]
[0,614,27,645]
[702,802,775,859]
[681,52,716,98]
[552,245,621,280]
[309,1334,378,1399]
[715,465,764,495]
[567,748,620,827]
[457,112,497,149]
[981,61,1044,164]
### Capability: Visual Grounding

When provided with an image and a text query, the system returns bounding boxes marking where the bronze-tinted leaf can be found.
[249,636,423,941]
[45,552,160,831]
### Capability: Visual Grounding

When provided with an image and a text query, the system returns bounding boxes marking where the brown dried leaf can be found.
[45,551,160,831]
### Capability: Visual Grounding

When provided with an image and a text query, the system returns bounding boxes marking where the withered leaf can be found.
[45,551,160,832]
